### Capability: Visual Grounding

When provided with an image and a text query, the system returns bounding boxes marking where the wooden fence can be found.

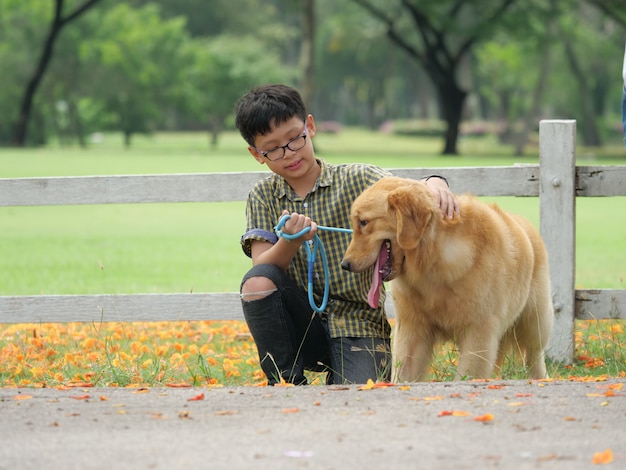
[1,120,625,363]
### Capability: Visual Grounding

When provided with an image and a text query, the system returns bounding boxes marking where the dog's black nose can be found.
[341,260,351,271]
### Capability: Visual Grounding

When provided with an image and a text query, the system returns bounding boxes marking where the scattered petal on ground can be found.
[187,393,205,401]
[13,395,32,400]
[592,448,614,465]
[474,413,495,422]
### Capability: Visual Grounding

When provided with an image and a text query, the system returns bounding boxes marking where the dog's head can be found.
[341,177,436,308]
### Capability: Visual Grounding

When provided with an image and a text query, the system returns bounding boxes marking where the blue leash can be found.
[274,214,353,313]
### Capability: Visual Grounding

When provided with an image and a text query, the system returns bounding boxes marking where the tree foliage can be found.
[0,0,624,151]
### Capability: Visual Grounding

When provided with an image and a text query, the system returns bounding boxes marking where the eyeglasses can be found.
[254,124,308,161]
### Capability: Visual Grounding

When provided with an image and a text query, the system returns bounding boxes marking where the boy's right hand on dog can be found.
[281,210,318,242]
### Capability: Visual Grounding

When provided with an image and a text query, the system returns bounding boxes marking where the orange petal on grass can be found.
[187,393,205,402]
[66,382,94,388]
[165,382,192,388]
[592,448,614,465]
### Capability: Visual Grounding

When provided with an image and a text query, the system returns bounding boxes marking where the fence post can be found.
[539,119,577,364]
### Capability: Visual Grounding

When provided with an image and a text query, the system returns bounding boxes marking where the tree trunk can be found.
[563,38,602,146]
[513,0,556,156]
[299,0,316,111]
[11,0,101,147]
[435,80,467,155]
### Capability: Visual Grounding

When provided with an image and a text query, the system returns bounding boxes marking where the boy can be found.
[235,84,458,385]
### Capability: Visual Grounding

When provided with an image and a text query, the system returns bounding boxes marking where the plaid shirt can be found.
[241,159,392,339]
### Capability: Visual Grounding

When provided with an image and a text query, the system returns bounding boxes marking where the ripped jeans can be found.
[240,264,390,385]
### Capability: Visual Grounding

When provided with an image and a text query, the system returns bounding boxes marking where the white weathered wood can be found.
[0,293,245,323]
[391,166,541,196]
[0,166,541,207]
[575,166,626,197]
[575,289,626,320]
[540,120,577,363]
[1,289,623,325]
[0,292,395,324]
[0,172,269,206]
[2,164,622,207]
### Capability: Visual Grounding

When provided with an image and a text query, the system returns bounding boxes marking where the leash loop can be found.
[274,214,352,313]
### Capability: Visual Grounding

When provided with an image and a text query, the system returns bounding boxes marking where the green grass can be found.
[1,129,625,295]
[1,129,625,386]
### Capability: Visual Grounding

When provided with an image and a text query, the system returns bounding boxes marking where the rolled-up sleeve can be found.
[240,228,278,258]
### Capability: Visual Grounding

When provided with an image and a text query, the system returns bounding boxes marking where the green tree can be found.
[79,3,193,147]
[184,35,293,147]
[11,0,101,146]
[349,0,518,155]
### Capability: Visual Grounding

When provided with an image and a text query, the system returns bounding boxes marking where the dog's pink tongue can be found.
[367,246,386,309]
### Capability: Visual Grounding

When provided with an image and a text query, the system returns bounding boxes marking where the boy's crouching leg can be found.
[240,265,307,385]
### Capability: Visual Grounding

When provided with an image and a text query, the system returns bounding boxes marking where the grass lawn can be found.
[1,129,624,294]
[1,129,625,387]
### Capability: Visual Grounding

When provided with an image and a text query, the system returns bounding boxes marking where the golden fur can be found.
[341,177,554,381]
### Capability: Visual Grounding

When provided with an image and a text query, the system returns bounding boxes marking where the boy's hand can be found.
[281,210,317,241]
[425,178,460,219]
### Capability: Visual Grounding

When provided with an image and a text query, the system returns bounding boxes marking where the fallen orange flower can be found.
[372,382,395,388]
[187,393,205,402]
[165,382,192,388]
[423,395,444,401]
[592,448,614,465]
[13,395,32,400]
[282,408,300,413]
[66,382,94,388]
[358,379,376,390]
[438,410,470,417]
[474,413,495,422]
[69,395,90,400]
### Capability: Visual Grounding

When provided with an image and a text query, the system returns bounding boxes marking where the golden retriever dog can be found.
[341,177,553,382]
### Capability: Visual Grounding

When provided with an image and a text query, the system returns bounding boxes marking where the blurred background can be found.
[1,0,625,155]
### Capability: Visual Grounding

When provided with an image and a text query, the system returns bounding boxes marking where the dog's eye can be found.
[359,220,368,228]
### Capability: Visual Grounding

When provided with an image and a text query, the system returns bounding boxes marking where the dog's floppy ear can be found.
[388,187,432,250]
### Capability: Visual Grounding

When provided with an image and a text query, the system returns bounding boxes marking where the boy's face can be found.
[248,115,317,178]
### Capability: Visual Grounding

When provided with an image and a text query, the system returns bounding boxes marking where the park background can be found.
[1,0,625,387]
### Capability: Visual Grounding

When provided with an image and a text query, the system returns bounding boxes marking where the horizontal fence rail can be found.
[0,290,624,324]
[1,120,624,363]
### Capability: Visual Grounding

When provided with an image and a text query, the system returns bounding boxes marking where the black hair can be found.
[234,84,307,147]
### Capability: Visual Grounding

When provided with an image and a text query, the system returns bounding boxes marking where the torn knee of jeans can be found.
[240,288,278,301]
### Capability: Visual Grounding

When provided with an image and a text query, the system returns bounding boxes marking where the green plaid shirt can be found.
[241,159,392,339]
